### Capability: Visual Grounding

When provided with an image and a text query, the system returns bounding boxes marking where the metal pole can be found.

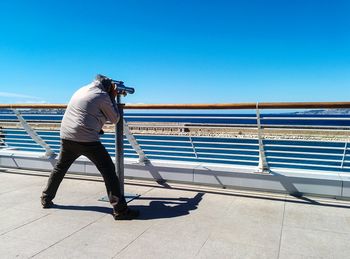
[123,119,149,164]
[341,142,348,169]
[115,95,125,196]
[189,136,198,159]
[256,103,269,173]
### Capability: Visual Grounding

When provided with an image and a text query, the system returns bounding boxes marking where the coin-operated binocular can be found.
[95,74,135,97]
[111,80,135,96]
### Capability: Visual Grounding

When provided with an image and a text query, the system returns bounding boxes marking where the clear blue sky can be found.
[0,0,349,104]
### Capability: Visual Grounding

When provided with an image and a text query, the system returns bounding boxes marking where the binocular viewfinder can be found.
[111,80,135,95]
[96,74,135,96]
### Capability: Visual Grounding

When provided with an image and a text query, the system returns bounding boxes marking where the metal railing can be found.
[1,102,350,174]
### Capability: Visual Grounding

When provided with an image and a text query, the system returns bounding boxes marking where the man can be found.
[41,74,139,220]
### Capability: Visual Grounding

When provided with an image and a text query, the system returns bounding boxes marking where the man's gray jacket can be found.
[60,80,119,142]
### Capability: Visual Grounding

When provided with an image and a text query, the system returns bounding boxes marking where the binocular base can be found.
[98,193,140,203]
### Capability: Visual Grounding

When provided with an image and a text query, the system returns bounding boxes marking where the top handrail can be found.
[1,102,350,110]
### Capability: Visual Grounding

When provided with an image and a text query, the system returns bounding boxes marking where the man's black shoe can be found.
[113,208,139,220]
[41,199,54,209]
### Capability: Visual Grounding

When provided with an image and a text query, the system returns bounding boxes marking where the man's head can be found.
[95,74,114,92]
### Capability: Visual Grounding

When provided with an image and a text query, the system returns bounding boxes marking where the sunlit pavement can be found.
[1,170,350,259]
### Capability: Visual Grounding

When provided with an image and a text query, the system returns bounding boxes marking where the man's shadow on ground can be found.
[52,192,205,220]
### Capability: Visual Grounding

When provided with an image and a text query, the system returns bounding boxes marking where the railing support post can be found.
[256,103,270,173]
[123,119,149,164]
[189,136,198,159]
[115,96,125,196]
[13,109,55,158]
[341,142,348,169]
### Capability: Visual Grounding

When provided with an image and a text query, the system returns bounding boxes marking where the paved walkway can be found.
[1,169,350,258]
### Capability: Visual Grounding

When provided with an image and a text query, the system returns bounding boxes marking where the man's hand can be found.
[109,83,118,99]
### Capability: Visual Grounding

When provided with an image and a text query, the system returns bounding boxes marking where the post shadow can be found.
[267,170,303,197]
[51,192,205,220]
[145,161,172,188]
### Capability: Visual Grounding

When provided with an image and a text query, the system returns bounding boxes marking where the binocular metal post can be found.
[99,91,139,203]
[115,95,125,195]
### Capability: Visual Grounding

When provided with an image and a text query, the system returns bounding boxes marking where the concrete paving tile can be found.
[0,235,52,258]
[124,183,155,196]
[278,250,330,259]
[115,214,212,259]
[185,195,284,253]
[283,202,350,234]
[190,192,236,216]
[279,226,350,258]
[0,207,49,235]
[210,217,282,250]
[0,183,27,195]
[33,215,154,259]
[196,237,279,259]
[173,193,242,231]
[4,212,102,245]
[225,195,285,226]
[95,213,156,233]
[0,186,47,209]
[33,244,112,259]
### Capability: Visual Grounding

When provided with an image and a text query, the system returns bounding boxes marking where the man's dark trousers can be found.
[42,139,127,211]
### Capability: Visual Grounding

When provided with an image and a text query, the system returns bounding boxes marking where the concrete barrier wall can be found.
[0,150,347,199]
